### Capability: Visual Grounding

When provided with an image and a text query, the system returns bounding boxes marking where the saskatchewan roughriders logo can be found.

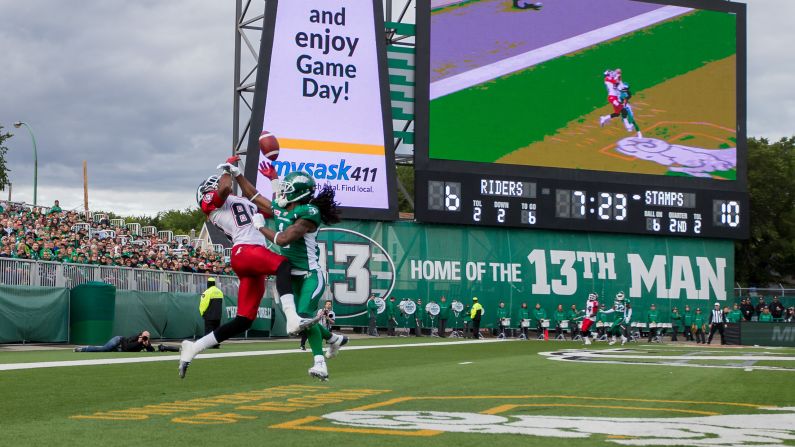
[317,227,396,319]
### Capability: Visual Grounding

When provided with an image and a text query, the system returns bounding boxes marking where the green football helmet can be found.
[276,171,316,207]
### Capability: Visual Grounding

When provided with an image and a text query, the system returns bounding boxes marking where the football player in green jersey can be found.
[226,160,346,381]
[603,291,632,346]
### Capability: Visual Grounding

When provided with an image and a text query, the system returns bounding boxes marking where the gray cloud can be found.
[0,0,792,214]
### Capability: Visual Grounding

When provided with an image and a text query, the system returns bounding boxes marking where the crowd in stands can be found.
[0,200,232,275]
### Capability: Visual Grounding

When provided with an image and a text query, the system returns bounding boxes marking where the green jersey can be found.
[367,298,378,317]
[532,308,547,323]
[647,310,659,323]
[497,307,509,319]
[693,313,707,328]
[386,300,398,319]
[759,313,773,322]
[728,309,742,323]
[272,202,322,271]
[439,302,450,320]
[670,311,683,328]
[517,308,530,320]
[683,310,694,326]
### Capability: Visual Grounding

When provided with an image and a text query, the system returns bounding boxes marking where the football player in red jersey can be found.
[581,293,599,345]
[599,68,624,127]
[178,163,315,379]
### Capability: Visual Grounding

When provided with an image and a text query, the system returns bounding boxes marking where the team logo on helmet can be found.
[276,171,316,207]
[196,175,220,205]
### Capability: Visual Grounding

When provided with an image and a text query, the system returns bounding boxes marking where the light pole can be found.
[12,121,38,206]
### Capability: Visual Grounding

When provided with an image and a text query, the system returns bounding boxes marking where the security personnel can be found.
[199,278,224,348]
[470,297,484,339]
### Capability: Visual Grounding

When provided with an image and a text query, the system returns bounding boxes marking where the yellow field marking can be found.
[270,416,442,437]
[349,396,416,411]
[351,395,763,409]
[279,138,384,155]
[481,403,718,416]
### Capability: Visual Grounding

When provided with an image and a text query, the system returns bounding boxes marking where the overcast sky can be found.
[0,0,789,215]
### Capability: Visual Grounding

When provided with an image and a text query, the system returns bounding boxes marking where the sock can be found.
[281,293,297,314]
[313,354,325,365]
[192,332,218,355]
[308,324,324,356]
[327,333,340,344]
[318,324,332,340]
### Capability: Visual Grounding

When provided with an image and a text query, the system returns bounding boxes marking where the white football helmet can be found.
[588,293,598,301]
[615,291,625,301]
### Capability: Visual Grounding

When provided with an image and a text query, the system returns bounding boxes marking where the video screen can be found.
[429,0,737,180]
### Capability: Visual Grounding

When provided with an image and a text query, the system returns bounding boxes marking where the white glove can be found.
[216,162,241,177]
[252,212,266,230]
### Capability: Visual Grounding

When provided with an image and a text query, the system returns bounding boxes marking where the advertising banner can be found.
[312,220,734,328]
[246,0,398,220]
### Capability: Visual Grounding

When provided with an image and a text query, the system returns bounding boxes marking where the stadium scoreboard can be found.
[414,0,748,240]
[417,171,748,239]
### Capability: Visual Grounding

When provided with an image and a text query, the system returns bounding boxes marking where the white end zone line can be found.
[0,339,510,372]
[430,6,692,100]
[540,349,795,372]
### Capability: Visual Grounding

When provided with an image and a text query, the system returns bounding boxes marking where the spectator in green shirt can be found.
[517,302,530,340]
[670,306,682,342]
[386,296,398,336]
[683,305,694,341]
[366,294,379,337]
[727,303,742,323]
[693,308,707,343]
[414,298,425,337]
[647,304,660,342]
[533,303,547,337]
[496,302,509,338]
[438,296,450,338]
[759,306,774,322]
[553,304,567,339]
[568,304,582,339]
[48,200,62,215]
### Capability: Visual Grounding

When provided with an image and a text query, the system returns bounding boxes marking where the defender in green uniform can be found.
[250,170,345,381]
[604,292,631,346]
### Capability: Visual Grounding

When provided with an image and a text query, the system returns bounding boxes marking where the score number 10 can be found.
[555,190,628,220]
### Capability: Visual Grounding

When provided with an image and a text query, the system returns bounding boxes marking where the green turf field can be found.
[430,10,736,165]
[2,338,795,446]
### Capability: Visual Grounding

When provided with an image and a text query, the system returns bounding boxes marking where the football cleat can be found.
[584,337,592,345]
[286,314,321,335]
[608,336,617,346]
[621,335,628,346]
[178,340,195,379]
[599,115,610,127]
[308,361,329,381]
[325,334,349,359]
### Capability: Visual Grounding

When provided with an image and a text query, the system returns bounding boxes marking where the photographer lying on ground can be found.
[74,331,176,352]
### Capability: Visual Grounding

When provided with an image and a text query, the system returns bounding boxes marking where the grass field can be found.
[2,338,795,446]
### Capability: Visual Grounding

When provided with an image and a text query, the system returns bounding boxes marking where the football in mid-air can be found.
[258,131,280,161]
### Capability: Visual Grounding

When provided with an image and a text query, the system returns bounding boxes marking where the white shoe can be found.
[599,115,610,127]
[178,340,195,379]
[308,361,329,381]
[637,131,643,138]
[608,336,617,346]
[621,335,628,346]
[285,312,321,335]
[584,337,591,345]
[325,334,349,359]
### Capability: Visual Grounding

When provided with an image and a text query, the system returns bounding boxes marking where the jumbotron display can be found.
[415,0,748,239]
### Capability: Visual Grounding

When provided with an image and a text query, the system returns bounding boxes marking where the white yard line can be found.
[430,6,692,100]
[0,339,510,372]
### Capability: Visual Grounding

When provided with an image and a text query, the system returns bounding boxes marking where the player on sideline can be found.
[603,291,631,346]
[580,293,599,345]
[178,166,315,379]
[221,159,347,381]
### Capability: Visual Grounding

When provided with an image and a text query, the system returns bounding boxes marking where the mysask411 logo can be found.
[317,228,396,320]
[273,160,378,182]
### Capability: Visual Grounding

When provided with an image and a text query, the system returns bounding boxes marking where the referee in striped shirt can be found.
[707,302,725,345]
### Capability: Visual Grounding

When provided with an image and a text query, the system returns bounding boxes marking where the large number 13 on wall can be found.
[318,242,371,305]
